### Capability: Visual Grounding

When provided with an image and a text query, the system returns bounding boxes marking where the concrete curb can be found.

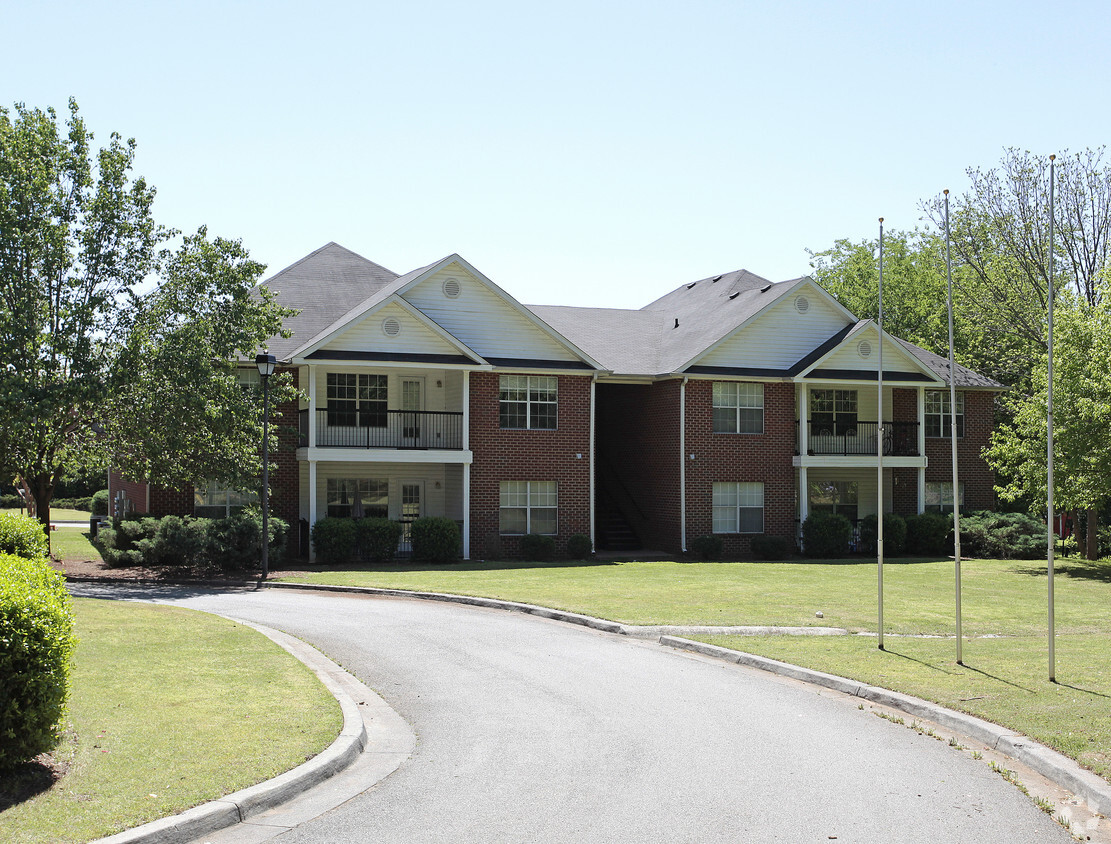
[89,621,376,844]
[659,636,1111,818]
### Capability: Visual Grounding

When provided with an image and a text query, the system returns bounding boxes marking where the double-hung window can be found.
[499,375,557,430]
[499,481,557,535]
[194,481,258,519]
[712,482,764,534]
[326,478,389,518]
[712,382,764,434]
[327,373,388,427]
[808,480,859,523]
[811,389,858,436]
[925,481,964,513]
[925,390,964,438]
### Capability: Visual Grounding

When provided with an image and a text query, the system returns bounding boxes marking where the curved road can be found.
[76,585,1069,843]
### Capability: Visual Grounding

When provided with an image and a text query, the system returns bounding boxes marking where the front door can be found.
[401,378,424,445]
[400,481,423,554]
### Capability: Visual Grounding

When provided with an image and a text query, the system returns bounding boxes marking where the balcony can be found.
[300,409,464,450]
[797,420,919,457]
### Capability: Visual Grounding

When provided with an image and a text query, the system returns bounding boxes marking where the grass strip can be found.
[0,598,342,844]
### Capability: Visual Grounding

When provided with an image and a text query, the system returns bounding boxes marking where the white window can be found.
[326,478,388,518]
[327,373,388,427]
[811,389,858,436]
[500,481,557,535]
[499,375,557,430]
[925,481,965,514]
[712,482,764,534]
[194,481,258,519]
[925,390,964,438]
[713,382,764,434]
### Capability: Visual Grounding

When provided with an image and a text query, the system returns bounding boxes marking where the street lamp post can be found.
[256,352,276,580]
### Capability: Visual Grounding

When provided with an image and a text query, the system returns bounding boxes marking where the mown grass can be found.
[1,508,92,522]
[0,599,342,844]
[280,555,1111,784]
[49,529,102,565]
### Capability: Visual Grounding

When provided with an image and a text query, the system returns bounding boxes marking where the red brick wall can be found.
[924,389,996,511]
[595,381,681,552]
[107,470,149,518]
[683,380,797,556]
[469,372,592,558]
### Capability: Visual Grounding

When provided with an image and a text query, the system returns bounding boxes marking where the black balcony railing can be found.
[299,408,464,449]
[796,420,919,456]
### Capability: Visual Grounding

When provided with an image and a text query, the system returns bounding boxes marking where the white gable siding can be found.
[322,301,464,357]
[403,265,578,362]
[696,289,851,370]
[817,332,926,377]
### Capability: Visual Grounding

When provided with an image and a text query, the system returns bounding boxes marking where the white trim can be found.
[679,376,688,552]
[297,447,473,465]
[794,320,941,383]
[463,462,471,560]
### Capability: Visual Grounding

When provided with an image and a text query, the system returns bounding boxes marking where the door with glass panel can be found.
[399,481,423,555]
[401,378,423,446]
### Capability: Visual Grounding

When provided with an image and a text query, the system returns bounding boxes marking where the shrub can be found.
[311,517,358,565]
[0,512,48,560]
[749,535,793,560]
[410,517,462,563]
[566,533,593,560]
[905,513,953,555]
[91,490,109,516]
[520,533,556,561]
[94,516,159,567]
[959,511,1044,559]
[690,534,724,560]
[356,518,403,562]
[207,509,288,571]
[0,553,77,771]
[802,513,854,558]
[859,513,907,556]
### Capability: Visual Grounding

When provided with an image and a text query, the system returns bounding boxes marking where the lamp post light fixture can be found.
[256,352,276,580]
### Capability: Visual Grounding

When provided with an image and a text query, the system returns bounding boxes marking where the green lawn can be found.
[0,599,343,843]
[1,507,92,521]
[278,556,1111,784]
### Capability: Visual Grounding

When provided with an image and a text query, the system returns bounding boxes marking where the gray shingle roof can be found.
[896,339,1006,389]
[258,243,400,358]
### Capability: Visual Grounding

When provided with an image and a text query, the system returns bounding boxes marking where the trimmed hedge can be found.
[411,517,461,563]
[0,512,49,560]
[0,553,77,770]
[905,513,953,555]
[859,513,907,556]
[802,513,854,558]
[521,533,556,561]
[749,535,793,560]
[91,489,109,516]
[310,517,358,565]
[690,534,724,560]
[566,534,593,560]
[356,518,403,563]
[959,511,1044,559]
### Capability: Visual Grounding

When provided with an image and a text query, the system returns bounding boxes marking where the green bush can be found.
[356,518,403,562]
[520,532,556,561]
[959,511,1044,559]
[905,513,953,555]
[0,512,48,560]
[859,513,907,556]
[91,490,109,516]
[566,533,593,560]
[208,509,288,571]
[410,517,461,563]
[95,517,159,567]
[749,534,793,560]
[0,494,22,510]
[690,534,724,560]
[0,553,77,771]
[802,513,854,558]
[311,517,358,565]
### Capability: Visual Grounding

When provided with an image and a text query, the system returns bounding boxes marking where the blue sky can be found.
[5,0,1108,309]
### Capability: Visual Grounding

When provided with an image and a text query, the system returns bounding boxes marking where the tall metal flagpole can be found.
[1047,154,1056,683]
[944,191,963,665]
[877,217,885,651]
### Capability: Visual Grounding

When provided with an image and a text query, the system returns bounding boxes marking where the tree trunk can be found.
[30,473,54,555]
[1086,507,1099,560]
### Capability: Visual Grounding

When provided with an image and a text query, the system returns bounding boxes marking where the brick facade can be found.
[924,389,996,511]
[468,372,593,558]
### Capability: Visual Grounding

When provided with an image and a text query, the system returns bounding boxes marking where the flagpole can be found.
[944,190,963,665]
[1047,154,1056,684]
[877,217,885,652]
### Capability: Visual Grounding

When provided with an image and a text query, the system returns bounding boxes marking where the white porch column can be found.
[798,465,809,549]
[797,383,808,454]
[307,366,317,447]
[462,371,470,450]
[308,459,318,562]
[463,463,471,560]
[917,386,927,513]
[679,377,688,553]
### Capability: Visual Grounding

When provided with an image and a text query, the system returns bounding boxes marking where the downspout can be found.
[589,373,597,552]
[680,376,689,553]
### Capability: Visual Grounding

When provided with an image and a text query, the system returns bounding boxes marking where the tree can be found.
[0,100,162,536]
[983,294,1111,558]
[0,100,295,547]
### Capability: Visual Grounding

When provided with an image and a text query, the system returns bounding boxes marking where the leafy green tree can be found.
[0,100,295,546]
[984,294,1111,558]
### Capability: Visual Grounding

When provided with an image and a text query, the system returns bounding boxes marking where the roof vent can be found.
[728,292,740,300]
[382,317,402,337]
[858,340,873,359]
[760,283,772,292]
[686,282,697,289]
[674,318,679,328]
[712,275,723,282]
[794,295,810,314]
[442,277,461,298]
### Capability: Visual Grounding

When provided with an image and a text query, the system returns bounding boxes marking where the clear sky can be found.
[5,0,1108,309]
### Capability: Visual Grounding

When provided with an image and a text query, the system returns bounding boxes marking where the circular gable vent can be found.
[794,295,810,314]
[382,317,402,337]
[858,340,872,359]
[442,277,461,298]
